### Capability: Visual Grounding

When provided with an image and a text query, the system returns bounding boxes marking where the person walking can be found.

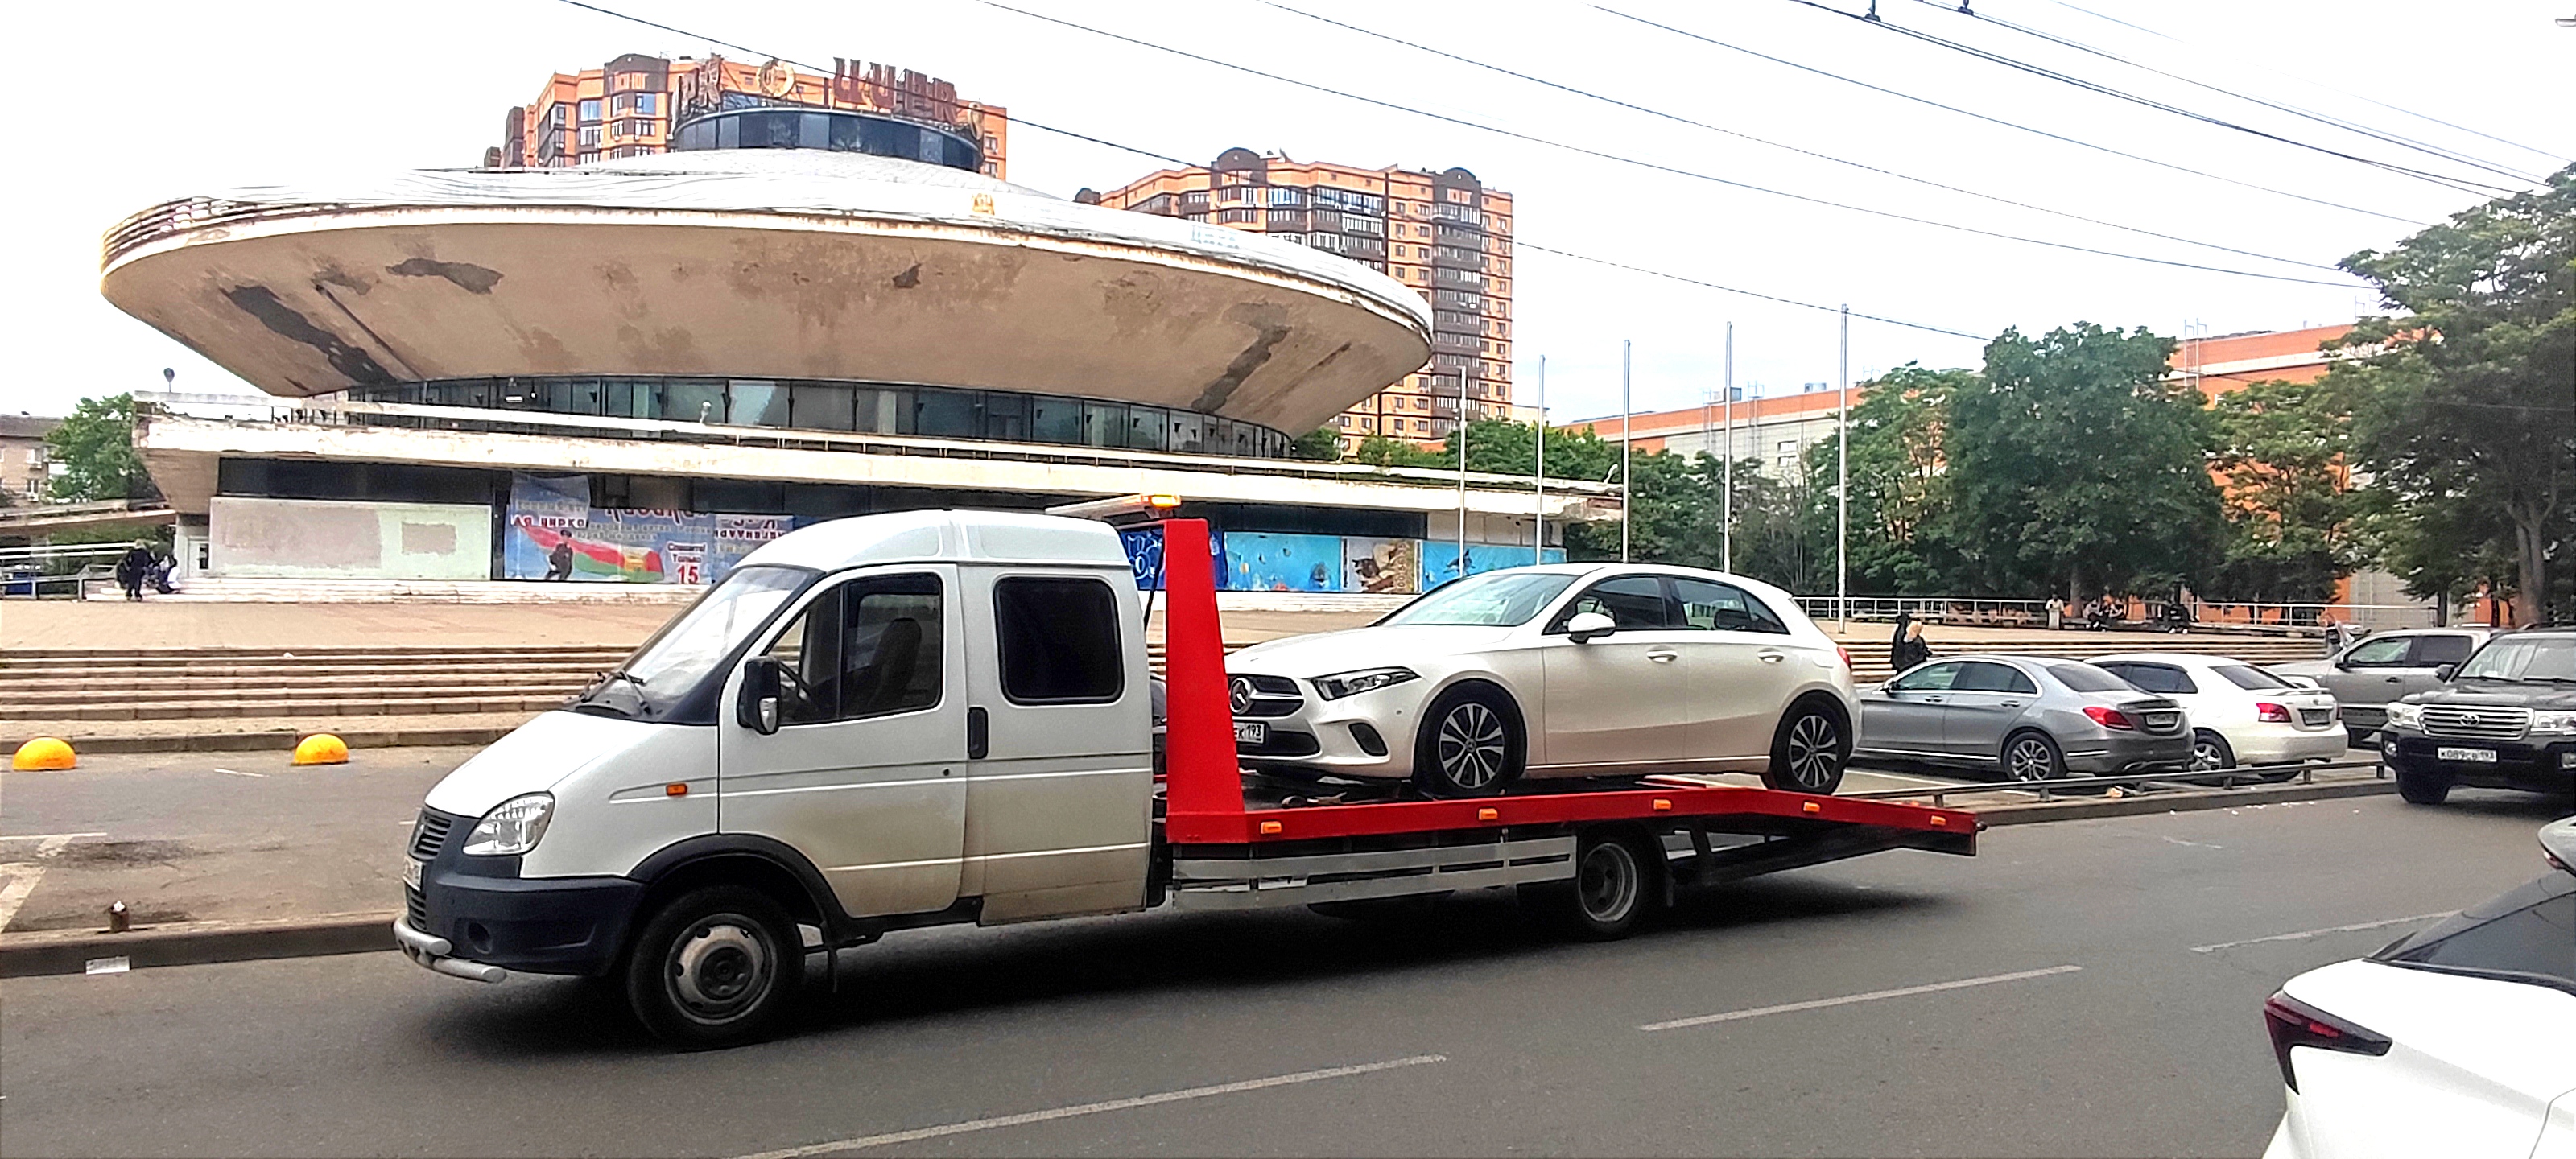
[544,538,575,582]
[114,542,155,601]
[1889,609,1931,672]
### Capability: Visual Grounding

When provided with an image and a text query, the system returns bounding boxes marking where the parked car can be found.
[2261,817,2575,1158]
[2376,625,2576,806]
[2271,628,2498,745]
[1853,655,2194,781]
[1221,563,1857,797]
[2094,653,2347,775]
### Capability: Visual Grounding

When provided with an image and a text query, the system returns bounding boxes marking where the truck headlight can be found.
[2531,711,2576,736]
[2383,702,2424,731]
[1313,667,1419,700]
[462,793,554,856]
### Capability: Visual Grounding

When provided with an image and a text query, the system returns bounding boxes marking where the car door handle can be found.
[1998,701,2023,709]
[1757,650,1786,663]
[1920,695,1946,703]
[2384,675,2401,683]
[1646,650,1678,663]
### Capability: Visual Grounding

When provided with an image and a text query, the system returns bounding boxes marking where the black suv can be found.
[2378,625,2576,805]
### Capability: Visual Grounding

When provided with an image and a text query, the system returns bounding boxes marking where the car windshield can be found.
[2454,636,2576,683]
[1380,571,1579,628]
[2048,662,2132,694]
[2215,664,2292,691]
[576,565,815,718]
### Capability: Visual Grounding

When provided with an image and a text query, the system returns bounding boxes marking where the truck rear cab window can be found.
[762,573,944,724]
[994,576,1123,703]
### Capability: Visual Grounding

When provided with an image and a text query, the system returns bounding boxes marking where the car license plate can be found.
[1233,720,1267,745]
[402,857,423,890]
[2436,746,2499,763]
[2145,711,2178,729]
[2299,708,2334,727]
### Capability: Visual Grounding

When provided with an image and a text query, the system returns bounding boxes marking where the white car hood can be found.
[423,710,690,818]
[1228,624,1521,677]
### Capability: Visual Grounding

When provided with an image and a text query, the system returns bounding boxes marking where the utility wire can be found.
[1781,0,2516,197]
[1906,0,2549,187]
[543,0,1990,339]
[984,2,2359,287]
[1263,0,2343,275]
[2049,0,2570,169]
[1596,6,2426,229]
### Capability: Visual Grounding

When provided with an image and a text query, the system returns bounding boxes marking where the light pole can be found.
[1837,303,1849,633]
[1534,356,1546,566]
[1620,340,1633,563]
[1722,323,1734,575]
[1455,373,1468,582]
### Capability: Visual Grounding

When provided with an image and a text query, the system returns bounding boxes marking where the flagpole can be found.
[1723,321,1734,575]
[1534,356,1546,566]
[1620,340,1633,563]
[1837,304,1850,633]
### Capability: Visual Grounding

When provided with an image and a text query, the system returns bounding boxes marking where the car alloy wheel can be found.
[2006,736,2058,782]
[1784,712,1842,791]
[1436,700,1509,790]
[2190,731,2235,772]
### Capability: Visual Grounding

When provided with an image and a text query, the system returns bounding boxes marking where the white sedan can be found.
[2093,653,2346,773]
[1222,563,1858,797]
[2263,818,2576,1158]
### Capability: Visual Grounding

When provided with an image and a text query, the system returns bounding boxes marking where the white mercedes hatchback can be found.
[1222,563,1857,797]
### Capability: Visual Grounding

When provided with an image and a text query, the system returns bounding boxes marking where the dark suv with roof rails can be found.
[2376,625,2576,805]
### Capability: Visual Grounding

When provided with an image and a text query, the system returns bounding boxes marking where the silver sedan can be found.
[1855,654,2195,780]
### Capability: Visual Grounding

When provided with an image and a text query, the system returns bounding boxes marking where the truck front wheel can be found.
[624,885,801,1049]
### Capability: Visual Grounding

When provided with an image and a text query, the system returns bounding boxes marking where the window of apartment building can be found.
[1217,208,1259,224]
[613,71,649,92]
[1183,189,1209,208]
[983,134,1000,155]
[1343,216,1382,237]
[577,151,600,164]
[1308,233,1345,252]
[578,99,601,121]
[546,104,567,127]
[580,126,602,147]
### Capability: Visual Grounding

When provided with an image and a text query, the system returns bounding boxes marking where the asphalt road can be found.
[6,790,2567,1158]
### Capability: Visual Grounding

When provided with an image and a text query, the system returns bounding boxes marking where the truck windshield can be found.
[577,565,815,719]
[1380,571,1578,628]
[2455,637,2576,683]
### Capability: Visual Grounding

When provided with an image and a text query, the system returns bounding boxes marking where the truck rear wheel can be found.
[2395,766,2453,806]
[1522,828,1657,940]
[624,885,801,1050]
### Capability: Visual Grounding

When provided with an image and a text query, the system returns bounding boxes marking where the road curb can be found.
[48,728,517,756]
[1971,776,2396,826]
[0,911,396,977]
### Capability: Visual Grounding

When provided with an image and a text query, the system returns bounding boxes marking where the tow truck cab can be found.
[397,512,1156,1013]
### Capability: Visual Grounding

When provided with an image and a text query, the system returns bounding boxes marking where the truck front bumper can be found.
[404,818,646,978]
[2383,732,2576,794]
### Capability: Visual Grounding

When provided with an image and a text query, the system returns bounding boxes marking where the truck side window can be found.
[2410,634,2475,666]
[2343,637,2412,667]
[761,573,943,724]
[995,576,1123,703]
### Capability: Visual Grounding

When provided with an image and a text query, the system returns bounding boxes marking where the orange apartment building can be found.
[1094,150,1515,454]
[1563,386,1848,478]
[493,53,1009,179]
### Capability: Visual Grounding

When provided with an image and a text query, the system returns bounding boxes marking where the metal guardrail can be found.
[1795,596,2438,634]
[1842,757,2388,806]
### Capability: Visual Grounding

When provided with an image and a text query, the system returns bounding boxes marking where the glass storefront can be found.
[349,376,1295,459]
[669,108,983,173]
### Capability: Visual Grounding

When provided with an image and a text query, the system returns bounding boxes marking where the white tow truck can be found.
[395,510,1975,1047]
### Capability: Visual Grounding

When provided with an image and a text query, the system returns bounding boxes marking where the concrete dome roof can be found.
[101,151,1431,437]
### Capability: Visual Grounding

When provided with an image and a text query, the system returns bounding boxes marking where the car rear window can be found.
[2373,874,2575,994]
[2215,664,2291,691]
[2048,663,2131,693]
[2107,663,2195,695]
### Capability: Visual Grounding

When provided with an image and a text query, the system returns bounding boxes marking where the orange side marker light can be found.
[1476,806,1500,823]
[1258,820,1284,835]
[1802,801,1822,814]
[665,782,688,797]
[1652,798,1673,811]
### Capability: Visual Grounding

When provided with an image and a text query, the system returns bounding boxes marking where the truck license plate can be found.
[402,857,423,890]
[1232,720,1267,745]
[2436,746,2498,763]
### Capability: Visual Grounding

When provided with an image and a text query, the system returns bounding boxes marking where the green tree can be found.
[1287,427,1344,462]
[1946,324,2223,600]
[45,394,158,503]
[1797,364,1965,594]
[2206,377,2366,603]
[2332,165,2576,625]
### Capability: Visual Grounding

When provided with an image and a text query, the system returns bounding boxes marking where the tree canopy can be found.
[45,394,157,504]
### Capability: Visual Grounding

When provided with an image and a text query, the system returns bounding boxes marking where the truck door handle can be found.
[966,707,989,760]
[1757,650,1785,663]
[1647,650,1678,663]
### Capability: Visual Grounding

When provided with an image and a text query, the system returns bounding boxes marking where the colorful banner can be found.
[1224,532,1344,592]
[713,514,794,575]
[1419,543,1567,591]
[1341,536,1420,595]
[504,473,782,584]
[1119,526,1166,591]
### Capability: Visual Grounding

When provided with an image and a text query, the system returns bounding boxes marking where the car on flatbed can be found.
[2375,625,2576,806]
[1222,563,1857,798]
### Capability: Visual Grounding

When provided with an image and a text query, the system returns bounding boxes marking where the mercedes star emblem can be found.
[1229,677,1253,715]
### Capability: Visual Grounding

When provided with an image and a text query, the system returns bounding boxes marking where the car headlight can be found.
[2383,702,2424,731]
[2531,711,2576,736]
[461,793,554,856]
[1312,667,1420,700]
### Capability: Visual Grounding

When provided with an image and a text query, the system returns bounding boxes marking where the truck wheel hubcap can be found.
[1437,703,1508,789]
[1785,714,1840,790]
[1578,842,1639,923]
[670,918,770,1020]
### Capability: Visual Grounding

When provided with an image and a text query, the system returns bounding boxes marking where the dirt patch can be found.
[49,839,194,867]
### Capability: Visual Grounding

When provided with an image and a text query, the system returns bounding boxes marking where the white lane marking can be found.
[2161,835,2223,849]
[0,864,43,933]
[2190,913,2453,954]
[1640,965,2085,1032]
[213,768,266,778]
[0,832,105,848]
[731,1054,1448,1159]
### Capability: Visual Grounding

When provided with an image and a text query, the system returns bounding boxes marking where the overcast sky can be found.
[7,0,2570,423]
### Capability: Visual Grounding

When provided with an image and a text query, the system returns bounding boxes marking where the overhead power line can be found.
[541,0,1992,340]
[1262,0,2345,275]
[982,2,2359,287]
[1779,0,2516,198]
[1904,0,2551,188]
[1595,6,2428,229]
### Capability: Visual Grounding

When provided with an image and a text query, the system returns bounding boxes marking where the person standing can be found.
[114,542,155,601]
[1889,609,1930,672]
[545,538,576,582]
[2046,595,2065,631]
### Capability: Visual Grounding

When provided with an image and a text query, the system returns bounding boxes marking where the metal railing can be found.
[1794,595,2438,633]
[1842,757,2387,806]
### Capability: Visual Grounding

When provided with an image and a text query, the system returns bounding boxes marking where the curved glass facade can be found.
[671,108,982,173]
[347,377,1294,458]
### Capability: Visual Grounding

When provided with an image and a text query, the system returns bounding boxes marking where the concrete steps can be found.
[82,578,708,604]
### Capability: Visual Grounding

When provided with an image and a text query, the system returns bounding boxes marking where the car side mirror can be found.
[1566,611,1617,644]
[738,657,783,735]
[2434,663,2457,682]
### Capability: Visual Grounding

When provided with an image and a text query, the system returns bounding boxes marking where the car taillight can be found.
[1836,645,1852,669]
[2083,705,2136,730]
[2263,991,2391,1092]
[2255,702,2293,723]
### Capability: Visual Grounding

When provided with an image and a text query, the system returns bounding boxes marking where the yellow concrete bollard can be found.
[292,733,350,766]
[12,736,77,771]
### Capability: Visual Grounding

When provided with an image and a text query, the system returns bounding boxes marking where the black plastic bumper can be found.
[407,809,642,976]
[2384,734,2576,795]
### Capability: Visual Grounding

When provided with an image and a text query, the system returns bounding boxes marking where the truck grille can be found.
[409,810,455,860]
[1229,674,1306,718]
[2421,706,2529,741]
[404,885,429,930]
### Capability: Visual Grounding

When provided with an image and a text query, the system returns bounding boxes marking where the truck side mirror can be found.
[1567,611,1617,644]
[2434,663,2457,682]
[738,657,784,735]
